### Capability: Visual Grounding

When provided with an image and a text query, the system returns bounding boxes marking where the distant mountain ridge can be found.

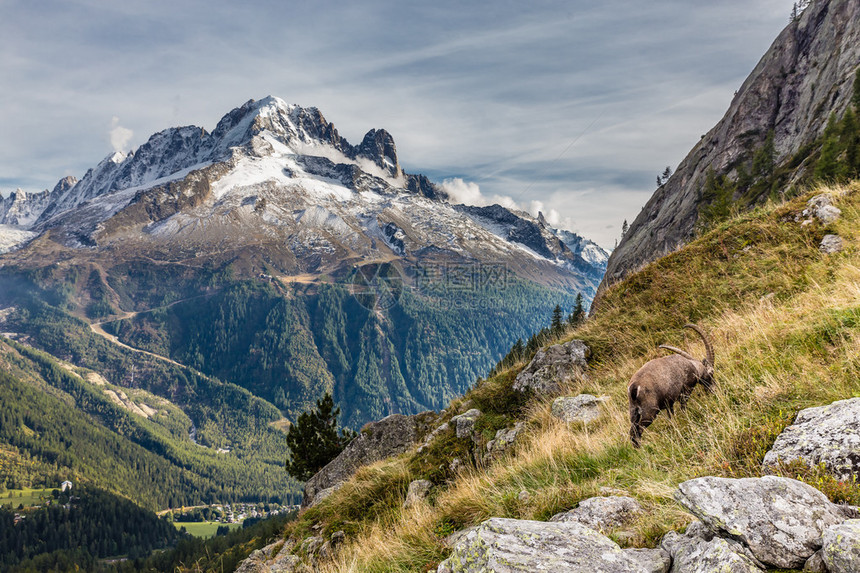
[602,0,859,287]
[0,95,608,438]
[1,96,607,289]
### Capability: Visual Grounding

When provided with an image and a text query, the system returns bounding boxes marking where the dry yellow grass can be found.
[295,182,860,572]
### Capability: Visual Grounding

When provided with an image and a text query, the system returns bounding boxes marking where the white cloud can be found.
[0,0,794,249]
[109,117,133,152]
[442,178,578,232]
[441,177,520,211]
[440,178,483,205]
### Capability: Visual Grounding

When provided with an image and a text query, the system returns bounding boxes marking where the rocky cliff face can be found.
[602,0,860,286]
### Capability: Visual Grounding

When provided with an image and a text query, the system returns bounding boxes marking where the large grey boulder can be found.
[302,411,435,508]
[437,517,670,573]
[551,394,608,424]
[549,495,642,533]
[763,398,860,481]
[822,519,860,573]
[513,340,589,395]
[661,531,764,573]
[451,409,482,438]
[675,475,848,568]
[820,234,844,254]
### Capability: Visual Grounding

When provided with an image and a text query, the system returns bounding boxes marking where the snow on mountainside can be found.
[0,96,606,291]
[552,228,609,270]
[0,225,36,254]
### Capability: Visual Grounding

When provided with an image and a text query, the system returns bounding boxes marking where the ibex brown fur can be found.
[628,324,714,447]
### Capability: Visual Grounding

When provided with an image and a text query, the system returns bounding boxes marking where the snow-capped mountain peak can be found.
[0,96,606,296]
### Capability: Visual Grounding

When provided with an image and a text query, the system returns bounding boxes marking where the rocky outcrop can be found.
[661,531,765,573]
[601,0,860,287]
[437,517,670,573]
[804,193,842,224]
[450,409,482,438]
[484,422,525,461]
[403,479,433,509]
[763,397,860,481]
[551,394,608,424]
[302,411,435,508]
[822,519,860,572]
[820,234,844,253]
[674,475,850,568]
[513,340,589,395]
[234,541,299,573]
[805,550,828,572]
[356,128,402,177]
[549,495,642,533]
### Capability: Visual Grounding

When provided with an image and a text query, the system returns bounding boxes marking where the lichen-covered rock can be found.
[300,535,324,556]
[444,526,479,549]
[626,549,673,573]
[822,519,860,573]
[763,398,860,481]
[660,531,765,573]
[684,520,715,541]
[302,411,435,508]
[549,495,642,533]
[309,484,341,507]
[513,340,589,395]
[675,475,847,568]
[485,422,525,459]
[418,422,450,453]
[317,530,345,561]
[403,479,433,509]
[820,234,844,254]
[804,549,827,572]
[234,540,299,573]
[551,394,608,424]
[451,409,481,438]
[805,194,842,224]
[437,517,670,572]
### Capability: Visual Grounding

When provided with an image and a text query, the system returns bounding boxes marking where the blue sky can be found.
[0,0,794,247]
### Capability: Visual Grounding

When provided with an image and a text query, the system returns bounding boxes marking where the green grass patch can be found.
[0,487,55,508]
[174,521,242,538]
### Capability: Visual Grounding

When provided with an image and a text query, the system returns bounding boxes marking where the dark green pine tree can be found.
[512,338,525,360]
[551,304,564,334]
[568,293,586,325]
[815,113,841,181]
[853,67,860,111]
[285,392,356,481]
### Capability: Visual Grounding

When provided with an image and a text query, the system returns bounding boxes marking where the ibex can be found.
[628,324,714,448]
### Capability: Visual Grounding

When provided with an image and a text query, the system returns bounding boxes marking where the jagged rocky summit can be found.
[0,96,607,293]
[601,0,860,288]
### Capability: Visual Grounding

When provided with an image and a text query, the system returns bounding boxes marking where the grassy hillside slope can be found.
[0,336,297,509]
[278,181,860,572]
